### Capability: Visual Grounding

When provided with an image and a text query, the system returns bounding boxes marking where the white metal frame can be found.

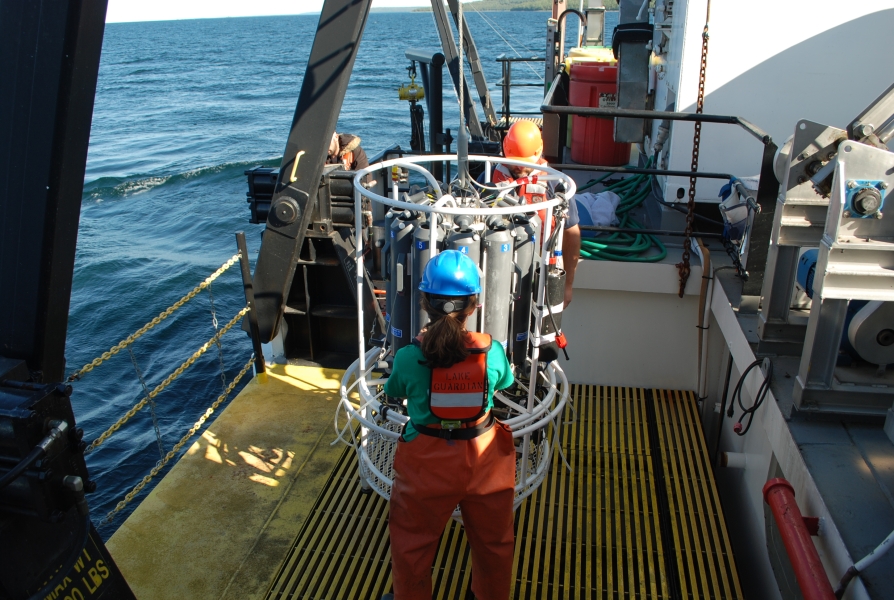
[336,154,577,511]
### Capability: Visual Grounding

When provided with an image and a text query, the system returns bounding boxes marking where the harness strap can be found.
[413,412,495,441]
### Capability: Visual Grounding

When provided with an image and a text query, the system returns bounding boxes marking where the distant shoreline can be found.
[104,8,619,24]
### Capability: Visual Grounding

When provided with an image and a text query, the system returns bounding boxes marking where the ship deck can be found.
[108,368,743,599]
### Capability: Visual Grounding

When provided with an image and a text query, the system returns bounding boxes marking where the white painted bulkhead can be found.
[563,261,872,599]
[653,0,894,203]
[706,278,872,600]
[560,254,702,390]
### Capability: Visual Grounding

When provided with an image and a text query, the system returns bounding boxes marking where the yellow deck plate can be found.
[106,365,350,600]
[266,386,743,599]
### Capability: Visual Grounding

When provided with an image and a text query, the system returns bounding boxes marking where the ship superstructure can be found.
[2,1,894,599]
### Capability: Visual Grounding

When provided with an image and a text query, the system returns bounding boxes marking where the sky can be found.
[105,0,436,23]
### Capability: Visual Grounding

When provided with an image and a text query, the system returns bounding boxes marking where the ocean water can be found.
[70,10,619,538]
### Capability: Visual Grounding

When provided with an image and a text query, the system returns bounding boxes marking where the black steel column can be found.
[252,0,372,342]
[742,141,780,296]
[0,0,108,382]
[406,49,446,181]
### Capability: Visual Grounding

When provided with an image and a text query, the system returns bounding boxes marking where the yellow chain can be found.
[102,354,256,524]
[67,253,241,382]
[85,307,249,452]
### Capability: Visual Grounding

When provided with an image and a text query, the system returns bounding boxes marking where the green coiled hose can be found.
[576,159,667,262]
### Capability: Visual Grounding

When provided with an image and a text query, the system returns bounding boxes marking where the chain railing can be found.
[102,354,256,524]
[85,306,249,453]
[66,253,241,382]
[69,252,262,526]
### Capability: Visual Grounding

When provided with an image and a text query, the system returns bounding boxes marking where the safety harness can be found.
[412,332,494,440]
[493,163,549,204]
[493,163,554,230]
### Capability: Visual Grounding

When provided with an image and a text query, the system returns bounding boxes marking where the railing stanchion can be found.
[236,231,267,383]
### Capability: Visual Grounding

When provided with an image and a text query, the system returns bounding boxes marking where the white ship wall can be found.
[659,0,894,203]
[559,256,702,389]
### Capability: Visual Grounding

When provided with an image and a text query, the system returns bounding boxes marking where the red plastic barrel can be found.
[569,63,631,166]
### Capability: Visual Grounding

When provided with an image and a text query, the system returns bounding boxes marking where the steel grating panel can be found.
[653,389,743,600]
[265,385,742,599]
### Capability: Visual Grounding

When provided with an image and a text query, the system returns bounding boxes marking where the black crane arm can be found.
[252,0,373,342]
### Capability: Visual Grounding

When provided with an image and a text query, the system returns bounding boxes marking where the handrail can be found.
[543,105,774,146]
[540,69,773,146]
[763,478,836,600]
[496,54,546,125]
[550,163,733,180]
[496,54,545,63]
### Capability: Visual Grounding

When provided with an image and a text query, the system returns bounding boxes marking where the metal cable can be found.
[466,7,544,82]
[127,345,166,461]
[102,354,256,524]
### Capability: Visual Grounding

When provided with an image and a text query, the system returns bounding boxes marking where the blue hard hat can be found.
[419,250,481,296]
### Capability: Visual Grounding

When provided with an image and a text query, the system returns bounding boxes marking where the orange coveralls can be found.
[385,341,516,599]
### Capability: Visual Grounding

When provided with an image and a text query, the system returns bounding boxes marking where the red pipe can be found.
[763,478,836,600]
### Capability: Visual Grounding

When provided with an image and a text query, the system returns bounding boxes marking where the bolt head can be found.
[855,123,875,137]
[876,212,884,219]
[847,180,858,189]
[799,151,810,160]
[843,210,852,218]
[880,182,889,189]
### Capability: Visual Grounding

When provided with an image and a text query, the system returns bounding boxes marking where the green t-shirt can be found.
[384,342,514,441]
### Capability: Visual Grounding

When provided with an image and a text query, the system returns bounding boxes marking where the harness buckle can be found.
[440,420,462,430]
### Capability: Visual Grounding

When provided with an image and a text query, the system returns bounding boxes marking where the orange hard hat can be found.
[503,121,543,163]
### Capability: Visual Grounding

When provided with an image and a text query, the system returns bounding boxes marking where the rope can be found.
[85,306,249,453]
[66,253,241,382]
[459,2,465,132]
[128,345,165,461]
[466,7,544,82]
[102,354,256,525]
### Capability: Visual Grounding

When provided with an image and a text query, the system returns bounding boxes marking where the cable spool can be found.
[848,301,894,366]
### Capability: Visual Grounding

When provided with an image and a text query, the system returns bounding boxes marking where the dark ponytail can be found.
[419,293,478,369]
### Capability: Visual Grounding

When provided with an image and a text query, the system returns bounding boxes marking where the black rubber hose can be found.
[0,423,68,491]
[714,353,734,465]
[726,359,772,436]
[0,446,43,491]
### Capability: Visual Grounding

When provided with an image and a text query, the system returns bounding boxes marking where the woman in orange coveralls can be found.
[383,250,516,600]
